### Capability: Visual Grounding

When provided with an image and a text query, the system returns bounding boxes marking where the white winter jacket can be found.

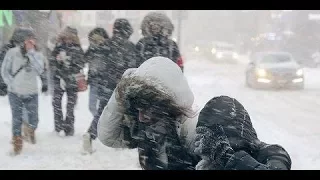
[97,56,196,149]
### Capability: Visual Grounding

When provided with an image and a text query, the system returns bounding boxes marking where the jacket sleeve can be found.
[224,146,291,170]
[1,49,14,86]
[97,88,129,148]
[83,46,93,64]
[71,45,85,73]
[224,151,272,170]
[255,144,292,170]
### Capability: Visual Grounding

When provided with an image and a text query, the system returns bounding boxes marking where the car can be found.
[210,42,239,63]
[246,52,304,90]
[188,41,239,63]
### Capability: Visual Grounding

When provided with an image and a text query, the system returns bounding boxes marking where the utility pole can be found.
[177,10,182,48]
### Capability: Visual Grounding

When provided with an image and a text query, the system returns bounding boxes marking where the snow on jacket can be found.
[1,47,45,95]
[195,96,292,170]
[97,57,198,170]
[97,56,194,147]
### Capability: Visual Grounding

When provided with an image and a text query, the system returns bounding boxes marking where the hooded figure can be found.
[1,27,45,155]
[97,57,198,169]
[136,12,184,71]
[82,19,137,154]
[194,96,292,170]
[0,28,48,95]
[84,27,109,117]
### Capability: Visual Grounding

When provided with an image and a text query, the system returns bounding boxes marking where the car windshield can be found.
[260,54,293,63]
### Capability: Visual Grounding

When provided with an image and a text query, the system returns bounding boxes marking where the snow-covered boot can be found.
[82,132,93,155]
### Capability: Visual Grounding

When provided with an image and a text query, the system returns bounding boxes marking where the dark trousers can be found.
[52,78,78,134]
[87,88,113,140]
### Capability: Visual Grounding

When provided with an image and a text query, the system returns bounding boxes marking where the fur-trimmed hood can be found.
[116,57,194,115]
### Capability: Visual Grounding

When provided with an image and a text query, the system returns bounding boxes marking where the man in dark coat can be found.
[136,12,184,71]
[82,18,137,154]
[194,96,292,170]
[84,27,109,118]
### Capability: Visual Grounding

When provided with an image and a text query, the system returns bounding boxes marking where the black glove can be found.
[41,85,48,93]
[194,125,235,167]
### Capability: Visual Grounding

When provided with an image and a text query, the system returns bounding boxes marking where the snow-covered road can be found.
[0,57,319,169]
[185,58,320,170]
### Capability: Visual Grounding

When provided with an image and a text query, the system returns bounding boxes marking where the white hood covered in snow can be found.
[130,56,194,109]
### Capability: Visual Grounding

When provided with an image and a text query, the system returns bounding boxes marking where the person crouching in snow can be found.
[82,19,137,154]
[97,57,200,169]
[193,96,292,170]
[1,28,45,155]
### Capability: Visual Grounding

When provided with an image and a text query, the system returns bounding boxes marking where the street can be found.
[0,57,319,169]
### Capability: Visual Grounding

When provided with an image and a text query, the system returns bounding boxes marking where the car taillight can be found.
[177,56,184,67]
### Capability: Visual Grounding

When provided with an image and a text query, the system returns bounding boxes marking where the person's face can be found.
[138,106,166,125]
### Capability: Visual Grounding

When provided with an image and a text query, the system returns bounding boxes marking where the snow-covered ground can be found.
[1,57,320,169]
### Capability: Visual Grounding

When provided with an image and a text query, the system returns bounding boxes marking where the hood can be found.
[113,18,133,40]
[141,12,174,37]
[132,57,194,109]
[258,61,300,70]
[197,96,261,152]
[88,27,109,43]
[116,57,194,121]
[10,27,36,45]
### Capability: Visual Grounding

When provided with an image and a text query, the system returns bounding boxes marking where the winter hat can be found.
[88,27,109,42]
[141,12,174,37]
[113,18,133,39]
[197,96,261,152]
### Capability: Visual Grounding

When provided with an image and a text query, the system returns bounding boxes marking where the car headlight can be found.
[233,52,239,59]
[194,46,199,52]
[211,48,216,54]
[216,52,222,58]
[256,68,267,77]
[296,69,303,76]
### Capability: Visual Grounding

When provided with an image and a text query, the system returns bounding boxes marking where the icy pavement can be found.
[0,58,320,169]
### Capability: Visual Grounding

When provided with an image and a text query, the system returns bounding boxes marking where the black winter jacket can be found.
[136,36,182,70]
[51,43,84,89]
[196,96,292,170]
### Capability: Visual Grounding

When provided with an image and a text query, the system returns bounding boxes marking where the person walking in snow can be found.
[0,27,48,96]
[84,27,109,118]
[51,27,85,136]
[97,57,198,169]
[97,56,292,170]
[136,12,184,71]
[1,28,45,155]
[82,19,137,154]
[0,28,49,143]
